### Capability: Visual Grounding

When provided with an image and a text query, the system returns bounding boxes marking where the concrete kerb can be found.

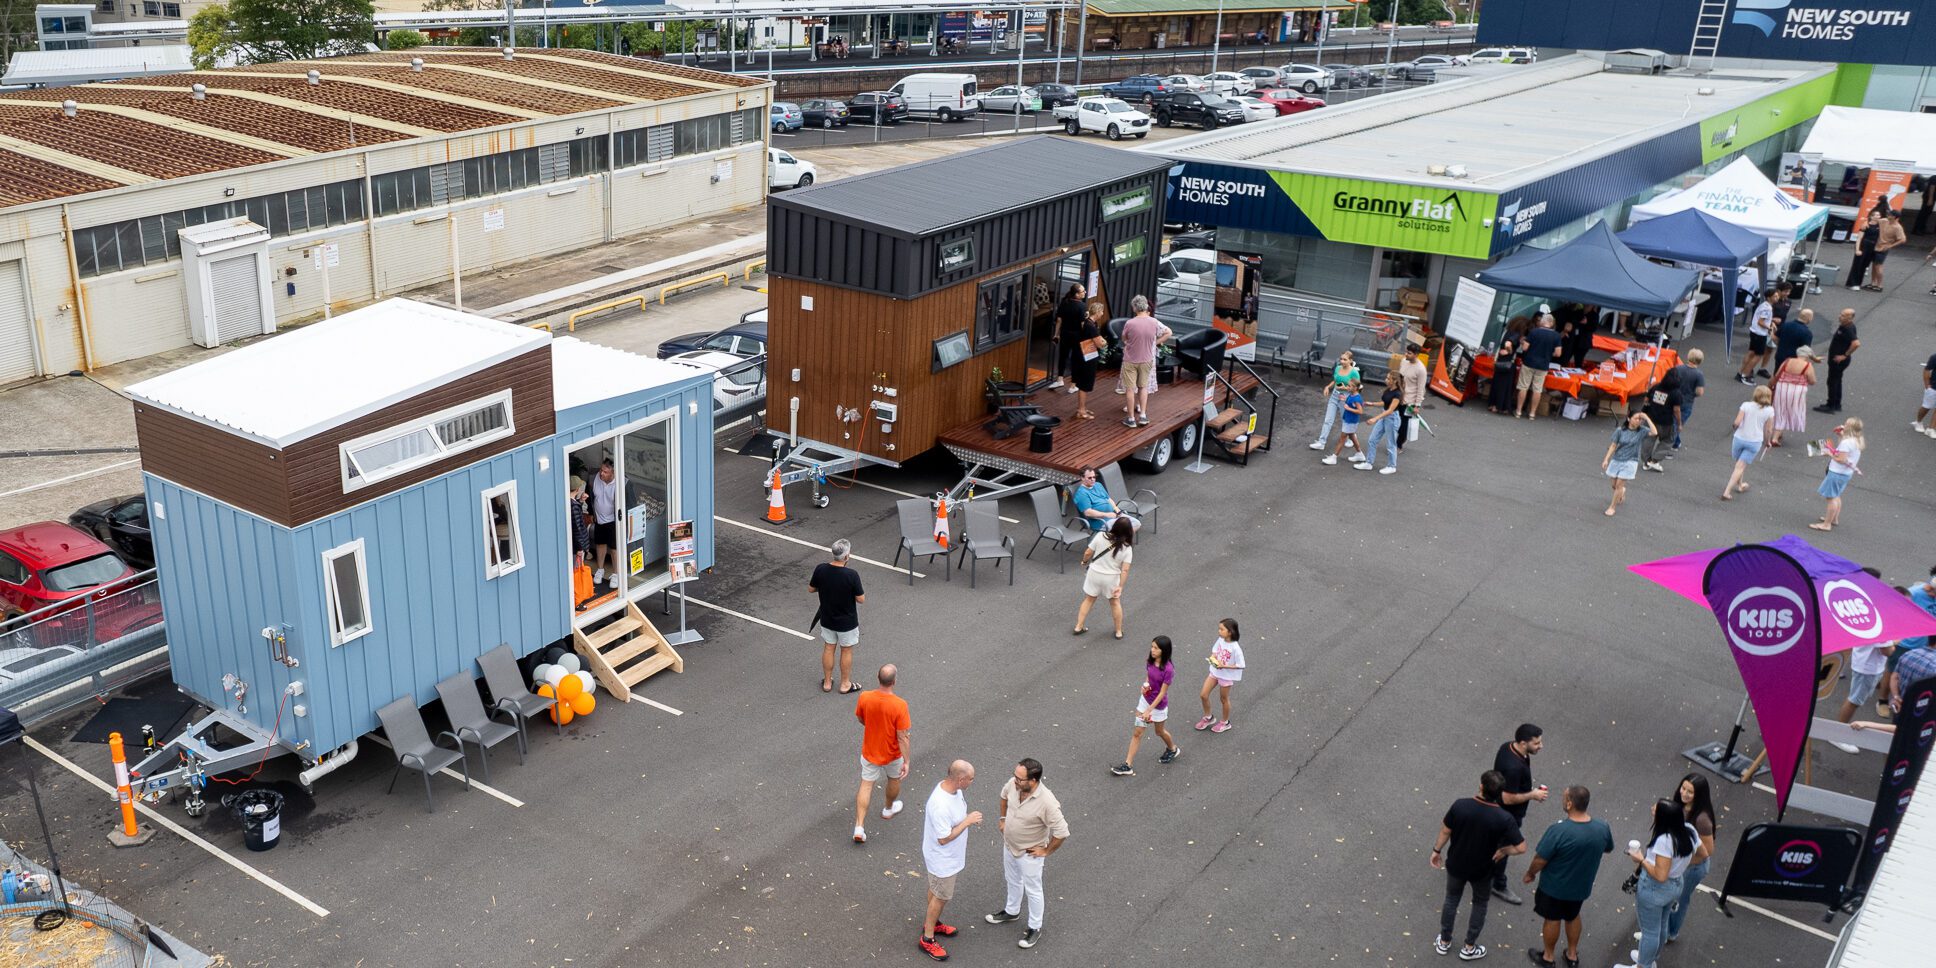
[505,249,770,332]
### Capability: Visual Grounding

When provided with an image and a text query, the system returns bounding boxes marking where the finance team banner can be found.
[1479,0,1935,67]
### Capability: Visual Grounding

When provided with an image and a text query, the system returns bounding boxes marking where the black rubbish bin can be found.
[223,789,284,852]
[1025,414,1061,454]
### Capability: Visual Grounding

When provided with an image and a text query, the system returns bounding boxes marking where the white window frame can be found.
[338,389,516,492]
[322,538,373,647]
[481,481,525,580]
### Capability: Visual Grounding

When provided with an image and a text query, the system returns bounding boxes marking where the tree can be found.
[384,28,427,50]
[1,0,36,63]
[189,0,376,68]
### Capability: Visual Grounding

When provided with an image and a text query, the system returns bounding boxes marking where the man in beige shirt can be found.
[1398,348,1429,451]
[984,757,1069,949]
[1869,210,1908,290]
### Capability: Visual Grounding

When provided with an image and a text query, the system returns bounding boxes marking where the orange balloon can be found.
[536,683,556,699]
[557,674,584,701]
[569,692,595,716]
[550,702,574,725]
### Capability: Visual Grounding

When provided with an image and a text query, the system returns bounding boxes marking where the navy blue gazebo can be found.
[1618,209,1771,360]
[1476,220,1701,319]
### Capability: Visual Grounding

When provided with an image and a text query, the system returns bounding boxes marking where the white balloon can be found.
[557,653,582,674]
[531,663,555,687]
[573,670,596,696]
[542,666,568,687]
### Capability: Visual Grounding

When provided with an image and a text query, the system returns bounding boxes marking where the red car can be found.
[0,522,154,645]
[1255,89,1327,116]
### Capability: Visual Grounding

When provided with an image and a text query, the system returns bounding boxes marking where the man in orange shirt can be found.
[854,663,912,844]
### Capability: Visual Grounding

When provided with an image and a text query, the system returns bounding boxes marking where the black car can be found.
[655,309,769,360]
[799,98,851,129]
[1320,63,1372,89]
[1153,92,1246,130]
[1169,227,1216,251]
[67,494,151,570]
[1031,83,1079,108]
[847,91,910,125]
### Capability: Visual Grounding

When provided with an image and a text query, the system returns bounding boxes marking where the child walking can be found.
[1722,386,1775,501]
[1195,618,1245,733]
[1809,417,1863,532]
[1321,380,1365,466]
[1112,636,1179,777]
[1601,410,1657,516]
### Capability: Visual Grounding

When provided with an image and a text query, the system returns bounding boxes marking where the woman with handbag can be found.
[1664,775,1717,945]
[1488,318,1527,414]
[1072,302,1106,419]
[1073,515,1134,639]
[1615,798,1706,968]
[1052,284,1087,391]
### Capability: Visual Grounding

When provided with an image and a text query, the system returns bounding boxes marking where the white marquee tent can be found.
[1630,156,1829,246]
[1801,105,1936,173]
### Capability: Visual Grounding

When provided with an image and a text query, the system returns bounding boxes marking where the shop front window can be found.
[974,273,1027,351]
[1374,249,1432,313]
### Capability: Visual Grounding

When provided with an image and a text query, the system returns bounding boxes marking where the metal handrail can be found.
[659,271,731,305]
[1222,354,1278,454]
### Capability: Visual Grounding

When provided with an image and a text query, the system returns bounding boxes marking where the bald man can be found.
[918,760,981,961]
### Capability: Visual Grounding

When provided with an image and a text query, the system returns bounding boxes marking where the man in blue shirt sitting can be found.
[1070,467,1121,532]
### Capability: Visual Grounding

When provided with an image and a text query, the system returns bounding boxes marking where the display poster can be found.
[1702,544,1823,817]
[1852,167,1914,230]
[667,520,698,585]
[629,548,645,574]
[483,208,505,233]
[1717,822,1861,913]
[1427,341,1471,405]
[1848,671,1936,897]
[626,504,650,538]
[1777,153,1819,203]
[312,243,339,270]
[1444,277,1495,349]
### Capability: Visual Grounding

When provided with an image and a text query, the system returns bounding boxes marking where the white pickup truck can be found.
[1053,97,1151,141]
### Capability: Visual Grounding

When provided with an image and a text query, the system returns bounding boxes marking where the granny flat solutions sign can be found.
[1479,0,1933,66]
[1165,163,1497,259]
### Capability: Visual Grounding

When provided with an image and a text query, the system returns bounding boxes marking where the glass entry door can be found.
[1023,252,1091,389]
[621,420,672,593]
[568,412,677,628]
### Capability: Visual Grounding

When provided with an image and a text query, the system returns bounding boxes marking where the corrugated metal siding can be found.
[610,144,764,238]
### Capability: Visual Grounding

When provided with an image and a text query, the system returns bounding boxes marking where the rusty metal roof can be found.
[0,48,764,209]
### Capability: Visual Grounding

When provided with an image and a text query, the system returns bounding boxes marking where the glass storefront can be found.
[1220,227,1373,302]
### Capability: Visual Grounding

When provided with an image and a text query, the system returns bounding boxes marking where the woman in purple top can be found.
[1112,636,1179,776]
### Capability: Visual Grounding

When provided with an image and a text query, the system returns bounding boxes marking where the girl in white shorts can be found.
[1196,618,1245,733]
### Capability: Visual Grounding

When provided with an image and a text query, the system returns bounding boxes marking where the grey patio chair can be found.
[954,500,1015,587]
[376,695,471,814]
[478,644,557,749]
[1025,487,1090,573]
[435,673,524,784]
[890,498,950,585]
[1100,462,1160,535]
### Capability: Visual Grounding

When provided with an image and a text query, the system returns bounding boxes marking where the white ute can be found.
[1053,97,1151,141]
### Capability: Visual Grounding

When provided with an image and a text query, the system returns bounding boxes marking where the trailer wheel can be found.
[1173,422,1199,457]
[1140,435,1174,474]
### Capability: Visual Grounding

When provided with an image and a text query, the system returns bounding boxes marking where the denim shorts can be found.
[1819,471,1852,499]
[1731,437,1763,463]
[1606,459,1639,480]
[1849,670,1882,705]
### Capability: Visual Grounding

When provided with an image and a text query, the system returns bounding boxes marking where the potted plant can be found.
[1154,342,1178,385]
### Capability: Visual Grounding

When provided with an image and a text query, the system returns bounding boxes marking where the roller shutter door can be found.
[0,261,36,383]
[209,254,262,343]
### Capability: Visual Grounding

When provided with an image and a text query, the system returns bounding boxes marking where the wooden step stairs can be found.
[572,600,684,703]
[1208,406,1268,456]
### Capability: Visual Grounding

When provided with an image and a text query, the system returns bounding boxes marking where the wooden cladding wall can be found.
[135,349,557,527]
[769,276,1026,460]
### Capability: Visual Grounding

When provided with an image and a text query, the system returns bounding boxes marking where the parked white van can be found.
[889,73,982,121]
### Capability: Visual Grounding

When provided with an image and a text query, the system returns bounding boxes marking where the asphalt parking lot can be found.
[7,254,1933,965]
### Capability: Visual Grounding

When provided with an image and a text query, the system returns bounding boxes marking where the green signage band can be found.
[1272,172,1499,259]
[1101,186,1154,222]
[1697,72,1838,164]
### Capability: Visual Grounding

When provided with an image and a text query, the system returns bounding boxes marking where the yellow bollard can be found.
[106,731,154,847]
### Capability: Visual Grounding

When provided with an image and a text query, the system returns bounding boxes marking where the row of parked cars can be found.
[0,498,159,660]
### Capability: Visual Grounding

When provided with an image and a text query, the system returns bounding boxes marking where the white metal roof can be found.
[1828,781,1936,966]
[549,336,708,415]
[1147,56,1835,194]
[0,45,193,88]
[126,299,549,448]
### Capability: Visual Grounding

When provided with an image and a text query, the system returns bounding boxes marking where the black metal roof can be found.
[770,136,1175,239]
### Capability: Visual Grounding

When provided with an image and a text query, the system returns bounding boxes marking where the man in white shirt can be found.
[1398,348,1428,451]
[1833,640,1895,752]
[1737,289,1777,386]
[918,760,981,961]
[590,459,618,587]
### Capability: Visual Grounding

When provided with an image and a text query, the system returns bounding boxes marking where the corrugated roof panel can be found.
[0,107,285,179]
[241,62,626,116]
[0,147,123,206]
[0,86,414,152]
[1830,782,1936,966]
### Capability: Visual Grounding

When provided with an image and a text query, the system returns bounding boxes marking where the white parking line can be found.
[636,697,685,716]
[714,514,923,577]
[730,451,1022,523]
[0,458,142,499]
[24,736,331,918]
[1694,884,1838,941]
[364,735,525,808]
[685,594,815,640]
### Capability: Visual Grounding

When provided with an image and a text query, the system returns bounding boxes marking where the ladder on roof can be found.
[1686,0,1731,73]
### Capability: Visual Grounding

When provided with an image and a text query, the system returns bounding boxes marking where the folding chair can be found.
[890,498,950,585]
[376,695,471,814]
[478,644,557,749]
[435,673,524,784]
[1100,462,1160,535]
[1025,487,1089,573]
[955,500,1016,587]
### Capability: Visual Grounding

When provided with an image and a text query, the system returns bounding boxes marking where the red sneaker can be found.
[918,935,949,960]
[933,922,958,937]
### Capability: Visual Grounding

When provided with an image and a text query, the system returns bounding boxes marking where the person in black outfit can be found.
[1488,317,1528,414]
[1816,308,1861,414]
[1562,305,1601,370]
[1915,178,1935,236]
[1490,723,1546,905]
[1071,302,1104,420]
[1430,769,1527,962]
[1052,284,1087,391]
[811,539,867,694]
[1845,211,1881,290]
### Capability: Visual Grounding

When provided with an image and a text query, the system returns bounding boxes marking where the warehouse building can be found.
[0,47,770,383]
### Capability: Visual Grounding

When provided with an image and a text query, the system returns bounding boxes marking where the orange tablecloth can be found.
[1469,339,1679,404]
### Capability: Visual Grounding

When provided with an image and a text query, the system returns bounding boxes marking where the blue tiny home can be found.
[125,299,715,771]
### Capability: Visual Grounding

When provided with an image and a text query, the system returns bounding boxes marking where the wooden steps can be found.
[1208,407,1245,432]
[572,600,684,703]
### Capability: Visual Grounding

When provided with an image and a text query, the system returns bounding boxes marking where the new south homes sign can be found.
[1480,0,1935,66]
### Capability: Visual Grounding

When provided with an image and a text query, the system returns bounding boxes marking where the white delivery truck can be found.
[890,73,982,121]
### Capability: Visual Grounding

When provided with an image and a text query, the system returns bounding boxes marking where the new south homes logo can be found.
[1331,189,1468,234]
[1733,0,1913,41]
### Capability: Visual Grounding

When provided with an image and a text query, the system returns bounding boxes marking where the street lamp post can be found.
[1384,0,1399,77]
[1074,2,1089,87]
[1315,1,1329,62]
[1211,0,1224,74]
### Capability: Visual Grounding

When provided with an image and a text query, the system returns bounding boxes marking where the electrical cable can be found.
[209,687,288,786]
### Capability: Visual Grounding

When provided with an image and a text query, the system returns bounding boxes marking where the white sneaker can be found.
[1379,466,1398,475]
[1320,454,1337,465]
[593,568,605,584]
[852,826,866,843]
[1925,427,1936,439]
[1353,461,1372,471]
[1916,421,1925,432]
[1849,285,1862,291]
[1049,379,1064,388]
[1309,439,1325,450]
[882,799,904,819]
[1832,741,1860,754]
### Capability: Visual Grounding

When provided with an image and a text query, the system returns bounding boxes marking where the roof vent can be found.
[502,47,515,61]
[410,57,424,72]
[190,83,206,101]
[1446,164,1468,179]
[1696,86,1716,96]
[307,70,321,86]
[61,99,77,118]
[1426,163,1447,176]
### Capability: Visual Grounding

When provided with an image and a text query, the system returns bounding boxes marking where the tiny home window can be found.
[340,390,515,491]
[974,273,1027,351]
[322,539,372,646]
[481,482,524,579]
[932,331,972,372]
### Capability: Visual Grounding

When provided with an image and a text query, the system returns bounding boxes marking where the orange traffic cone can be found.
[933,497,950,549]
[766,468,787,523]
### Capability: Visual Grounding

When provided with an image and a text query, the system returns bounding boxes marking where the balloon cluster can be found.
[531,651,598,725]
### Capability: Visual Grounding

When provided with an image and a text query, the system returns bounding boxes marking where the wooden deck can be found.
[937,367,1261,481]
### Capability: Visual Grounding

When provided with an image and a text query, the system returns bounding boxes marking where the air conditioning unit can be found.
[1605,49,1669,75]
